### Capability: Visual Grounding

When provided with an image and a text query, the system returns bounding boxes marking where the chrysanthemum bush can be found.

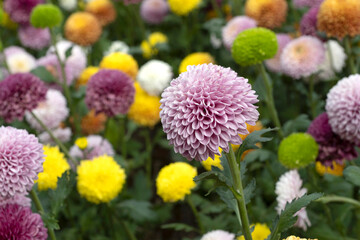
[1,0,360,239]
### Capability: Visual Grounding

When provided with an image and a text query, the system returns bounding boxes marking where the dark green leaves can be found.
[344,166,360,187]
[31,66,57,83]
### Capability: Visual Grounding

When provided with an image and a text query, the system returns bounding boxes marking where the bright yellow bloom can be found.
[75,137,88,150]
[141,32,168,59]
[201,148,223,171]
[128,82,161,127]
[77,155,126,204]
[100,52,138,79]
[316,161,344,176]
[156,162,197,202]
[283,236,318,240]
[238,223,271,240]
[77,66,99,86]
[37,146,70,191]
[168,0,202,16]
[179,52,215,73]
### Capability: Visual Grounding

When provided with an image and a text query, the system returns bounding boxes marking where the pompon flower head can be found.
[300,7,319,38]
[307,113,357,166]
[85,0,116,26]
[81,110,107,135]
[201,149,223,171]
[137,60,173,96]
[293,0,323,8]
[201,230,235,240]
[18,25,50,50]
[100,52,139,79]
[316,161,344,176]
[0,204,48,239]
[179,52,215,73]
[59,0,77,11]
[25,89,69,131]
[5,48,36,74]
[141,32,168,59]
[37,146,70,191]
[38,127,72,145]
[278,133,318,169]
[265,34,292,73]
[275,170,311,231]
[280,36,325,79]
[85,69,135,117]
[221,16,257,50]
[69,135,114,160]
[156,162,197,202]
[326,75,360,145]
[77,155,126,204]
[30,4,63,28]
[283,236,318,240]
[105,41,130,56]
[238,223,271,240]
[128,82,161,127]
[0,126,44,198]
[140,0,168,24]
[0,194,31,207]
[168,0,201,16]
[318,40,346,80]
[232,27,278,67]
[160,64,259,161]
[245,0,287,29]
[64,12,102,46]
[317,0,360,39]
[3,0,44,24]
[0,73,47,123]
[77,66,100,86]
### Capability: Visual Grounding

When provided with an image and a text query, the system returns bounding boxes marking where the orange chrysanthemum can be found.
[81,110,107,135]
[85,0,116,26]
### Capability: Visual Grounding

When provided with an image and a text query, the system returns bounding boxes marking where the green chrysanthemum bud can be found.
[231,27,278,66]
[278,133,319,169]
[30,4,63,29]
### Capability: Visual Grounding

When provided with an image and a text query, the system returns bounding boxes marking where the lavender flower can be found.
[222,16,257,50]
[0,194,31,207]
[293,0,323,8]
[265,34,292,73]
[69,135,115,160]
[38,127,72,145]
[140,0,168,24]
[18,25,51,50]
[3,0,44,24]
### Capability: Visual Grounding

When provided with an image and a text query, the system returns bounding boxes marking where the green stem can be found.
[118,116,127,159]
[144,129,153,184]
[186,195,205,234]
[225,144,252,240]
[317,195,360,208]
[120,221,137,240]
[30,111,78,167]
[344,36,357,74]
[30,189,57,240]
[308,76,316,119]
[258,63,284,139]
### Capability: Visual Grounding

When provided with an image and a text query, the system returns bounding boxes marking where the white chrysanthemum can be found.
[137,60,173,96]
[25,89,69,131]
[59,0,77,11]
[39,127,72,145]
[210,33,222,49]
[200,230,235,240]
[275,170,311,231]
[105,41,130,56]
[318,40,347,80]
[69,135,115,160]
[6,51,36,74]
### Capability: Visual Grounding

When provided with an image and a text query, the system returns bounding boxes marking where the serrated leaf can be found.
[215,187,242,227]
[244,179,256,205]
[194,170,227,185]
[49,171,74,216]
[117,200,156,222]
[343,166,360,186]
[41,211,60,230]
[31,66,57,83]
[161,223,198,233]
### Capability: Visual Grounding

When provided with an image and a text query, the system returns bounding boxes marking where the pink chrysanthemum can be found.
[265,34,292,73]
[0,73,47,123]
[160,63,259,161]
[85,69,135,117]
[275,170,311,231]
[38,127,72,145]
[0,204,47,240]
[300,7,319,38]
[0,126,44,198]
[0,194,31,208]
[18,25,51,50]
[280,36,325,79]
[140,0,168,24]
[307,113,357,166]
[3,0,44,24]
[222,16,257,50]
[293,0,323,8]
[326,74,360,145]
[69,135,115,160]
[200,230,235,240]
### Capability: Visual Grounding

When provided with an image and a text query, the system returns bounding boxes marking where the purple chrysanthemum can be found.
[0,73,47,123]
[0,204,47,240]
[300,7,319,38]
[18,25,51,50]
[265,34,292,73]
[69,135,115,160]
[3,0,44,24]
[307,113,357,166]
[326,74,360,145]
[160,63,259,161]
[0,126,44,198]
[85,69,135,117]
[280,36,325,79]
[293,0,323,8]
[222,16,257,50]
[140,0,168,24]
[0,194,31,208]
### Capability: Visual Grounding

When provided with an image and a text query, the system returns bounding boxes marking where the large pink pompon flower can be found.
[160,63,259,161]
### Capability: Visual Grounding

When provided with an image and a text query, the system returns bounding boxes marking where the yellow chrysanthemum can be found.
[77,155,126,204]
[168,0,202,16]
[201,148,223,171]
[100,52,138,79]
[232,122,263,160]
[141,32,168,59]
[37,146,70,191]
[81,110,107,135]
[238,223,271,240]
[75,137,88,150]
[283,236,318,240]
[316,161,344,176]
[128,82,161,127]
[156,162,197,202]
[77,66,99,86]
[85,0,116,26]
[0,12,17,30]
[179,52,215,73]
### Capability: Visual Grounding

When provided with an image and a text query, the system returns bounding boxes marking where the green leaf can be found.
[49,171,75,216]
[343,166,360,186]
[117,200,156,223]
[317,195,360,208]
[244,179,256,205]
[65,45,74,59]
[215,187,242,227]
[31,66,57,83]
[41,211,60,231]
[161,223,198,233]
[283,114,311,137]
